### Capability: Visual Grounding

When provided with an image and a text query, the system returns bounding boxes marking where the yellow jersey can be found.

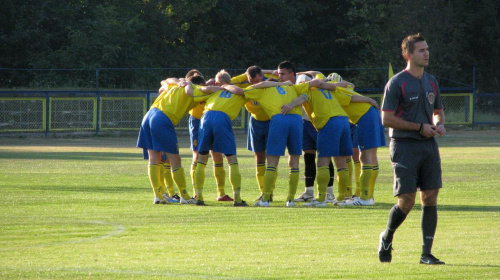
[302,87,351,130]
[244,83,310,118]
[204,90,247,120]
[189,103,205,119]
[150,85,211,125]
[337,87,372,124]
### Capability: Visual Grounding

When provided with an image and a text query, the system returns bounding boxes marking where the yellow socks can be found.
[336,168,349,201]
[360,165,373,200]
[345,158,353,197]
[148,164,163,198]
[213,162,226,197]
[316,166,329,202]
[163,162,176,196]
[190,162,197,196]
[287,168,300,201]
[354,160,361,197]
[172,167,190,200]
[256,162,266,194]
[194,161,207,201]
[229,162,242,203]
[263,166,276,201]
[368,164,379,199]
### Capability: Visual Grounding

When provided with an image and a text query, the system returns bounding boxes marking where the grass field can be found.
[0,130,499,279]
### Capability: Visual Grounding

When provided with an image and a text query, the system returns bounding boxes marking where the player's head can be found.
[277,61,296,83]
[327,73,343,83]
[401,33,427,62]
[187,75,206,85]
[215,69,231,85]
[185,69,203,79]
[295,74,312,85]
[246,65,263,84]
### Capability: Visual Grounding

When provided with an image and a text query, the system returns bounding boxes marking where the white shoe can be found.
[325,193,336,203]
[369,198,375,205]
[154,197,160,204]
[337,196,371,206]
[294,192,315,202]
[161,194,173,204]
[286,200,296,207]
[304,200,327,207]
[180,197,196,204]
[254,199,270,207]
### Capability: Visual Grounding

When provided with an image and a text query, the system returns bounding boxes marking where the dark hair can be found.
[185,69,203,79]
[278,60,296,75]
[187,75,206,85]
[246,65,262,79]
[401,33,426,60]
[267,78,279,82]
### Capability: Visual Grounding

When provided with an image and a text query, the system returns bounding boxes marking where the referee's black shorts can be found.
[389,137,442,196]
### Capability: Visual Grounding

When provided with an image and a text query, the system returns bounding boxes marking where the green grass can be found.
[0,130,499,279]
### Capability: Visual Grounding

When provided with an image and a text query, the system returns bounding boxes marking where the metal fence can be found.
[1,90,497,135]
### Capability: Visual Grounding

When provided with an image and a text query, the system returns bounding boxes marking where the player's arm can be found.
[221,84,244,95]
[335,81,355,89]
[252,80,293,88]
[350,94,379,109]
[281,94,308,115]
[184,81,194,97]
[297,70,323,77]
[310,79,337,91]
[198,85,223,94]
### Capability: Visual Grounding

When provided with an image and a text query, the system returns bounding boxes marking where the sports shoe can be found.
[304,200,327,207]
[325,193,336,203]
[163,193,177,203]
[254,199,270,207]
[233,200,249,207]
[154,196,170,204]
[286,200,296,207]
[171,193,181,201]
[154,197,160,204]
[420,253,445,265]
[368,198,375,206]
[337,196,371,206]
[378,231,392,263]
[254,193,263,202]
[195,200,206,206]
[180,197,196,204]
[294,192,315,202]
[217,194,234,201]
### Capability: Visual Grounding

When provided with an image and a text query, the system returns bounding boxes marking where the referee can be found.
[379,33,446,265]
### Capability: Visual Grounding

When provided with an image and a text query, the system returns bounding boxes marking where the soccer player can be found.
[231,66,278,201]
[188,102,233,202]
[282,74,377,207]
[244,70,329,207]
[379,33,446,265]
[137,75,234,205]
[193,70,248,206]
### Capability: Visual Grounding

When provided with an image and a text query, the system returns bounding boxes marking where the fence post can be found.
[472,66,476,130]
[96,68,100,135]
[45,91,49,137]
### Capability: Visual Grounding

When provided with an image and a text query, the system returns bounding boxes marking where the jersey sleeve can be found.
[381,78,400,112]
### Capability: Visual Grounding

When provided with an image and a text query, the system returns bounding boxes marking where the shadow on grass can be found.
[372,203,499,213]
[0,151,141,161]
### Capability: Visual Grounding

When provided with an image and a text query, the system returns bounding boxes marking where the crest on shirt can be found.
[426,91,435,104]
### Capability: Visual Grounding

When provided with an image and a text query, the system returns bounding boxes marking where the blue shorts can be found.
[317,116,353,157]
[198,111,236,155]
[350,124,359,148]
[302,120,317,151]
[356,107,386,150]
[137,108,179,159]
[267,114,303,156]
[247,116,270,153]
[189,115,200,151]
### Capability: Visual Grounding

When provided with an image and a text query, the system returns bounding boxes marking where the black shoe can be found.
[233,200,249,207]
[270,193,274,202]
[420,253,445,265]
[378,231,392,263]
[172,193,181,200]
[195,200,206,206]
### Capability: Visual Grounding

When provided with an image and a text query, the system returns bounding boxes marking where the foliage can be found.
[0,0,498,91]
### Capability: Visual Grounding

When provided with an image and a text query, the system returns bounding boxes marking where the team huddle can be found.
[137,60,385,208]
